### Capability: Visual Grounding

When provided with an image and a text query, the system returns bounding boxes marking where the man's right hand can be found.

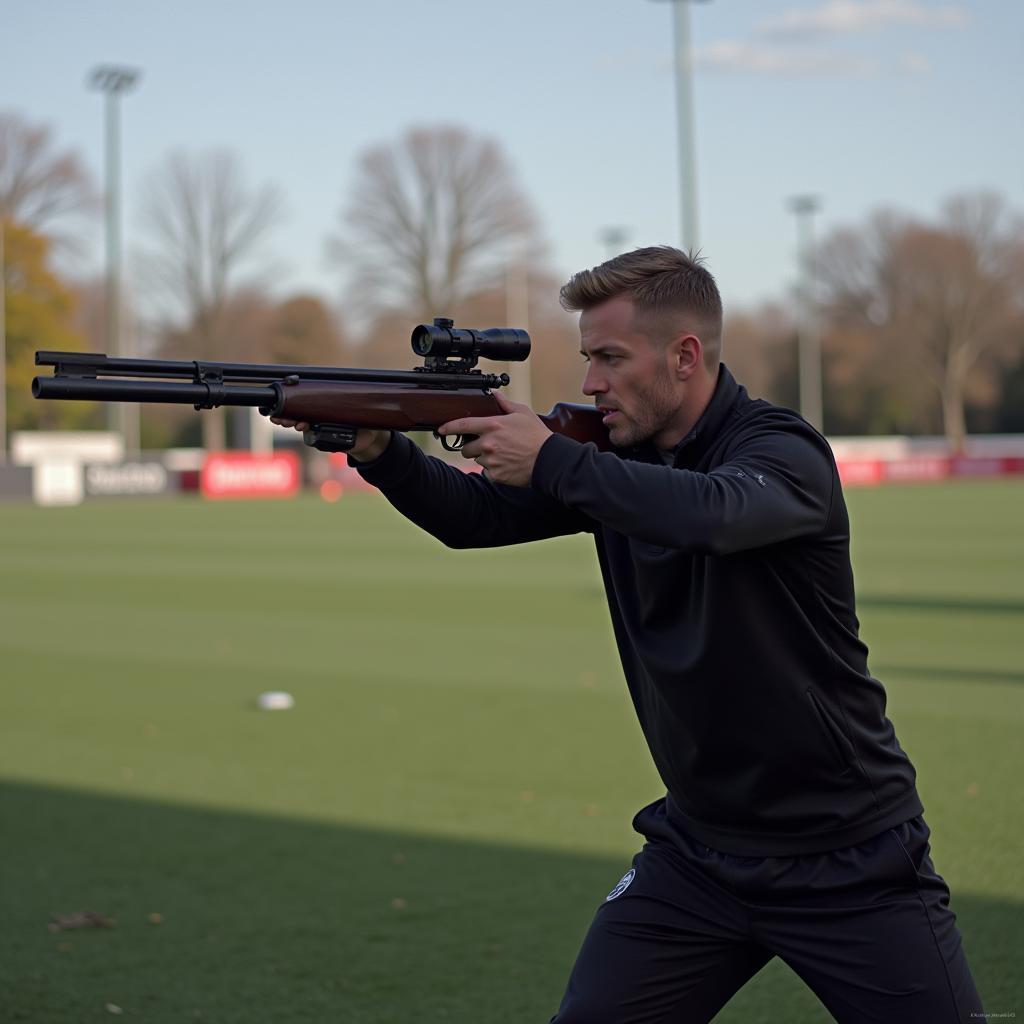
[268,419,392,462]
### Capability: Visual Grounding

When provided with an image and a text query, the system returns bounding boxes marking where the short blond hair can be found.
[560,246,723,366]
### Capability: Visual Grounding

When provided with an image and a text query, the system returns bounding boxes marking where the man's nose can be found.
[582,365,605,396]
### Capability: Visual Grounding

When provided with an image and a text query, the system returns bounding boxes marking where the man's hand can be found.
[438,391,552,487]
[267,418,391,462]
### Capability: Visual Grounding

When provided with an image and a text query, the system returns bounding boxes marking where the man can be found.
[274,247,982,1022]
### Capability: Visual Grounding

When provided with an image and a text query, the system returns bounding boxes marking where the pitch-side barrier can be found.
[4,434,1024,505]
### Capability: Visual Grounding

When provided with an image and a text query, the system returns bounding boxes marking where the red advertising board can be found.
[881,456,951,482]
[950,456,1002,477]
[201,452,300,500]
[835,460,884,487]
[312,448,1024,499]
[835,455,1024,486]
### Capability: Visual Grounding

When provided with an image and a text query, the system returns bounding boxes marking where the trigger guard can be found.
[436,432,464,452]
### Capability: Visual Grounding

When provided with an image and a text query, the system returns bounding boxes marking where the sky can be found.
[3,0,1022,319]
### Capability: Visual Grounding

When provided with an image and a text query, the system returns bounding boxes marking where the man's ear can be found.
[670,334,702,380]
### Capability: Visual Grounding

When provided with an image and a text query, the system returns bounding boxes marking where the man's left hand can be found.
[438,391,553,487]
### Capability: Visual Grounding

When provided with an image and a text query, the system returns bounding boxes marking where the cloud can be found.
[597,34,934,80]
[757,1,971,38]
[897,52,931,74]
[694,41,879,77]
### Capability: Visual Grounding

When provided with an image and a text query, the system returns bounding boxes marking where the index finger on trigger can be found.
[438,416,495,437]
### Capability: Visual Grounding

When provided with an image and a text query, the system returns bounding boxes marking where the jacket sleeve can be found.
[350,432,594,549]
[530,419,836,554]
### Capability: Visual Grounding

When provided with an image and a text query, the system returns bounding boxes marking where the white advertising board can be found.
[32,461,84,506]
[12,431,124,466]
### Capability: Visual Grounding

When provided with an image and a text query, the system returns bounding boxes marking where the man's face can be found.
[579,295,688,449]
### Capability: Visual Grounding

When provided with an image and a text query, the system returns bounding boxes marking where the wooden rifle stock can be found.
[270,380,611,452]
[537,402,612,450]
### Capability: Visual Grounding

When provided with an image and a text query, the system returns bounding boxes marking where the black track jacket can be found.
[351,365,923,856]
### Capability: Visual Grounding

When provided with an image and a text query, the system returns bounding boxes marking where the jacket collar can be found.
[628,363,745,467]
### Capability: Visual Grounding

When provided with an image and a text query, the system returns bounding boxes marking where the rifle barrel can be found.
[32,376,276,408]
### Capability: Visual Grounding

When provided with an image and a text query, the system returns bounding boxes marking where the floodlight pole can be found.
[789,195,823,432]
[599,226,631,260]
[0,216,6,464]
[89,64,141,455]
[504,254,532,409]
[672,0,699,252]
[652,0,709,253]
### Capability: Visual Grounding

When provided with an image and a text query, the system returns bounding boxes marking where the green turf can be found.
[1,480,1021,1022]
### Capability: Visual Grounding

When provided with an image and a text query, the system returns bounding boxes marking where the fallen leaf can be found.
[148,912,163,925]
[104,1004,123,1015]
[390,898,407,910]
[49,910,115,931]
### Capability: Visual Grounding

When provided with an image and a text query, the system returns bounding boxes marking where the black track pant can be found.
[550,800,982,1023]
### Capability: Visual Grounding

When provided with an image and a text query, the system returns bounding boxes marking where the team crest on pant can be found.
[605,868,635,901]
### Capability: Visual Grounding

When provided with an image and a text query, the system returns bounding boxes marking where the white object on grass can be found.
[257,691,295,710]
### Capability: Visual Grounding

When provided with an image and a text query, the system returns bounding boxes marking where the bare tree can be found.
[816,193,1024,449]
[136,149,284,448]
[329,125,541,331]
[722,303,798,405]
[262,294,346,366]
[0,112,97,234]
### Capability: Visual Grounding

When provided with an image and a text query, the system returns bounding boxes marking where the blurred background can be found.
[2,2,1022,1022]
[3,0,1023,461]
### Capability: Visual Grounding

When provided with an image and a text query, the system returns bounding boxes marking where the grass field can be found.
[1,480,1022,1022]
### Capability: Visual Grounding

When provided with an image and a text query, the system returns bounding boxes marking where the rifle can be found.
[33,318,610,454]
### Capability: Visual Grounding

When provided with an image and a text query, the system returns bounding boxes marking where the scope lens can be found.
[411,324,440,356]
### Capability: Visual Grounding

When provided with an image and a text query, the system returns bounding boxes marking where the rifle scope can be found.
[411,318,531,363]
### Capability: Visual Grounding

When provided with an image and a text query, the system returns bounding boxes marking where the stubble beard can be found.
[608,374,681,448]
